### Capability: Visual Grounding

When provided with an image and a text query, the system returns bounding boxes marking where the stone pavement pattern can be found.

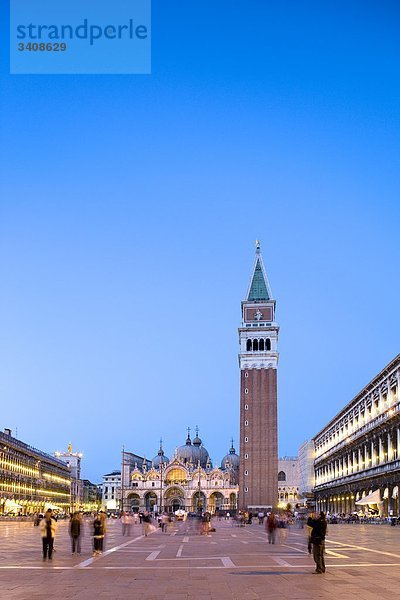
[0,518,399,599]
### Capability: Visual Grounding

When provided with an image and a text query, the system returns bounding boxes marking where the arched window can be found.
[259,339,265,351]
[246,339,252,351]
[278,471,286,482]
[266,338,271,351]
[253,339,259,351]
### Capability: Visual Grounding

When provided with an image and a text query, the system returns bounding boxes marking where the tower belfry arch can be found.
[238,241,279,510]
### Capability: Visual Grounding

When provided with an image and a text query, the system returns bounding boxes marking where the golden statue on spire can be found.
[67,442,72,454]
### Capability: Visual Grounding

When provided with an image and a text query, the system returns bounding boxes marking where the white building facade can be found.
[314,355,400,516]
[277,457,299,506]
[298,440,315,502]
[101,470,121,511]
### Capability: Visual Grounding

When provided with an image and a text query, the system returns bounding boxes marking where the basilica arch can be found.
[126,493,141,513]
[192,491,207,512]
[209,492,224,513]
[144,491,158,512]
[164,486,185,513]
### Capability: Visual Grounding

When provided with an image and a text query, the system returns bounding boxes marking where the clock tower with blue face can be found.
[238,242,279,511]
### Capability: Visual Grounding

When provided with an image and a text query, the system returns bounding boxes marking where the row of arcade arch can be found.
[246,338,271,352]
[316,484,399,517]
[126,489,237,513]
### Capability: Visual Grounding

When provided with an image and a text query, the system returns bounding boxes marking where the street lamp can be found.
[197,460,202,513]
[121,445,125,514]
[160,454,163,513]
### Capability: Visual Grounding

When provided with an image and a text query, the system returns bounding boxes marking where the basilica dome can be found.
[221,442,240,471]
[151,439,169,468]
[176,430,210,468]
[152,448,169,469]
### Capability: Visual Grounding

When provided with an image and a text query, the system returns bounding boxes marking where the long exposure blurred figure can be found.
[121,511,132,536]
[69,512,82,555]
[306,512,315,554]
[266,513,277,544]
[93,513,105,556]
[161,511,169,533]
[41,509,56,560]
[142,510,153,536]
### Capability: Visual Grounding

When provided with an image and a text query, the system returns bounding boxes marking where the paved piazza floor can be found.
[0,518,399,599]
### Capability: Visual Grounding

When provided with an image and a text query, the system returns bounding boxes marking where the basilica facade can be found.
[121,431,239,514]
[118,244,283,515]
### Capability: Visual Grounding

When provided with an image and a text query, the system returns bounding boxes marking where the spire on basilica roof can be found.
[246,240,273,302]
[158,438,164,456]
[186,427,192,445]
[193,425,202,447]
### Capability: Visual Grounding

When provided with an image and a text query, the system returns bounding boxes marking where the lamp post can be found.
[121,445,125,514]
[197,460,202,513]
[159,454,163,513]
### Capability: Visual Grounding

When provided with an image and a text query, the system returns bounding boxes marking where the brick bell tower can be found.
[238,241,279,512]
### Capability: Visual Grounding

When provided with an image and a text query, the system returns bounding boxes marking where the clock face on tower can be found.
[243,305,273,323]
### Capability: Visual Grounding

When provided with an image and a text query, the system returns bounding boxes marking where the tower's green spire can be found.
[246,241,273,301]
[248,259,269,301]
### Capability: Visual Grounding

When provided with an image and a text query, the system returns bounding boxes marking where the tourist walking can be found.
[121,512,132,536]
[266,513,277,544]
[201,511,211,535]
[41,509,56,560]
[310,511,327,573]
[69,512,82,555]
[142,511,152,536]
[93,513,105,556]
[161,511,169,533]
[278,514,288,544]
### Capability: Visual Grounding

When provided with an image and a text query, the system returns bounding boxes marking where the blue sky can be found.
[1,1,399,482]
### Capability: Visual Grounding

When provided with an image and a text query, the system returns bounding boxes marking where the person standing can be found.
[306,512,315,554]
[266,513,277,544]
[142,511,152,537]
[69,512,82,555]
[93,513,105,556]
[311,511,327,574]
[121,512,128,536]
[123,512,132,536]
[161,511,169,533]
[278,514,288,544]
[41,509,56,560]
